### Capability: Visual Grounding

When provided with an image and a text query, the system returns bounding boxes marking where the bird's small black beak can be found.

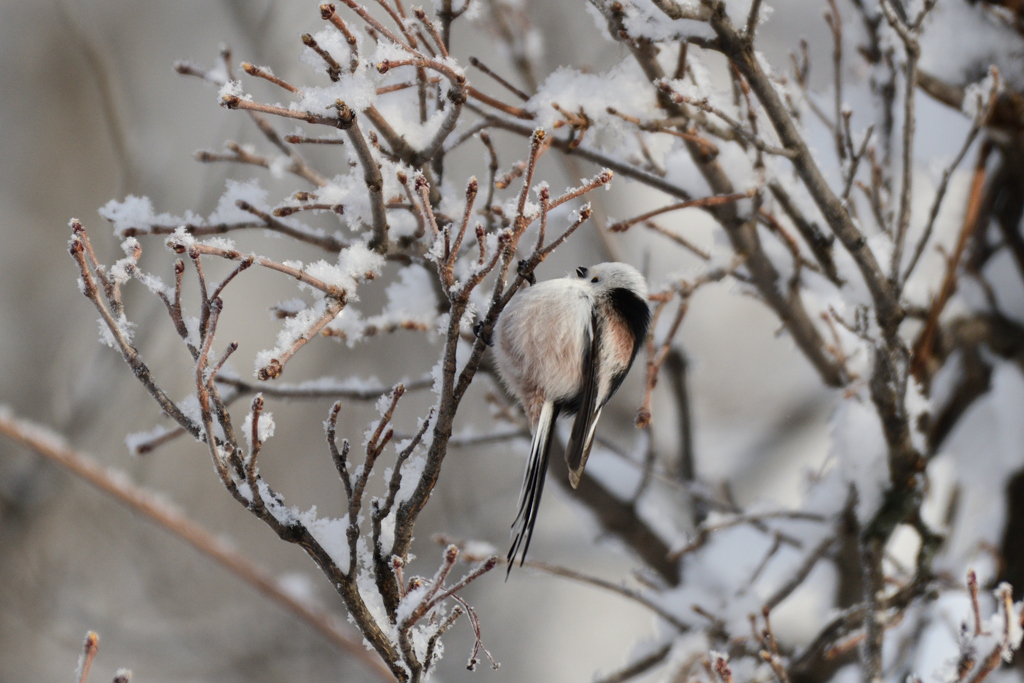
[575,266,589,278]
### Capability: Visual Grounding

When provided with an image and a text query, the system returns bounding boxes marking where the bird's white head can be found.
[572,262,648,300]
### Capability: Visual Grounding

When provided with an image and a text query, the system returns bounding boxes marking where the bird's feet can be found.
[473,320,494,347]
[517,259,537,285]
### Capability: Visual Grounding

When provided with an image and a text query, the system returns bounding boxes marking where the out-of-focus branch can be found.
[911,140,994,383]
[175,57,327,188]
[635,260,743,429]
[595,7,848,388]
[546,433,679,584]
[903,73,999,285]
[593,643,674,683]
[701,0,903,337]
[879,0,930,284]
[917,69,965,110]
[523,561,688,631]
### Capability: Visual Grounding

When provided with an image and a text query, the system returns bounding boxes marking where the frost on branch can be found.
[63,0,1024,680]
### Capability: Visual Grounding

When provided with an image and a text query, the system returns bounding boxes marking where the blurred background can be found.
[0,0,990,680]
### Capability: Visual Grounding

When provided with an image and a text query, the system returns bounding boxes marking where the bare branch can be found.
[241,62,298,93]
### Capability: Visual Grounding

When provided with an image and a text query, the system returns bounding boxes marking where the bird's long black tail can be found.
[507,400,560,576]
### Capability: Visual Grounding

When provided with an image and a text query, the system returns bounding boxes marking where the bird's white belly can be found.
[494,280,592,421]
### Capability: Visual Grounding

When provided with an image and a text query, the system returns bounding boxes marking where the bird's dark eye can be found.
[576,266,588,278]
[591,277,599,283]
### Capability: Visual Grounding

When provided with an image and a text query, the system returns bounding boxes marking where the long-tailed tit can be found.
[493,262,650,571]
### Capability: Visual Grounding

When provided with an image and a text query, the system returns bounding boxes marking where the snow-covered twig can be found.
[70,222,199,437]
[75,631,99,683]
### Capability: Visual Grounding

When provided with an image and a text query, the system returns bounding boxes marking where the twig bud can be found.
[334,100,355,126]
[258,358,283,381]
[445,544,459,563]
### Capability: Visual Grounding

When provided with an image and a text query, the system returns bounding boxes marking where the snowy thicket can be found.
[66,0,1024,681]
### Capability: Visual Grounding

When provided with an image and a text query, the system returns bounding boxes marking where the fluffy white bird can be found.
[493,262,650,570]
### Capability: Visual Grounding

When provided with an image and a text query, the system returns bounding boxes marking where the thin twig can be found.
[468,56,529,100]
[523,560,689,632]
[762,535,836,612]
[258,298,346,381]
[241,62,299,93]
[76,631,100,683]
[610,190,755,233]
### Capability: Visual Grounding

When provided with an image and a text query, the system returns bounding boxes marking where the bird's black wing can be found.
[507,400,561,575]
[565,310,602,488]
